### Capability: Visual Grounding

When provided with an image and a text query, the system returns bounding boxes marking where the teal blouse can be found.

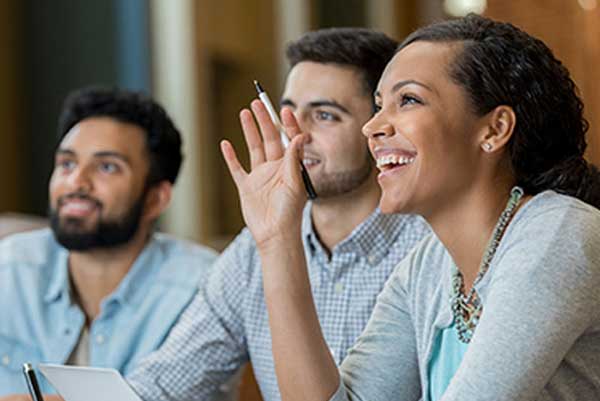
[428,324,468,401]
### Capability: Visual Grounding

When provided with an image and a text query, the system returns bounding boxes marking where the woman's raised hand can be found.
[220,99,309,250]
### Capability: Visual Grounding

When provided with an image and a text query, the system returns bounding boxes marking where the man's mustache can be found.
[57,192,103,209]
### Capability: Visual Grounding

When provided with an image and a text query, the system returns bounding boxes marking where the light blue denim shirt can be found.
[0,228,217,395]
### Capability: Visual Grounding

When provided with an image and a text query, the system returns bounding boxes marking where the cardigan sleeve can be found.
[330,249,423,401]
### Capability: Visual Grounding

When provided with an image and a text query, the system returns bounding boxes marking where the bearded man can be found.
[0,87,216,395]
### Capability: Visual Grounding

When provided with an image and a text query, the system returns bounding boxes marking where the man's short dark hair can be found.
[285,28,398,104]
[57,86,183,185]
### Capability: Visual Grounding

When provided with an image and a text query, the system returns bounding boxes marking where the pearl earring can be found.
[482,143,493,152]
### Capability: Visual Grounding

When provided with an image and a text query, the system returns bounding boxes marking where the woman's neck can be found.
[426,180,516,292]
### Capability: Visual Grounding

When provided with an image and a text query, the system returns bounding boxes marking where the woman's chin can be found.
[379,195,409,215]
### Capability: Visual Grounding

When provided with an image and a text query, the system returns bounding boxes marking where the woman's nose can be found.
[362,112,394,139]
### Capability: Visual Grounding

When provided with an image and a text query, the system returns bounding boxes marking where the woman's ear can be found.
[143,181,172,221]
[479,105,516,153]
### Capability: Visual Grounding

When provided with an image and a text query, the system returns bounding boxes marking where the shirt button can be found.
[368,253,378,265]
[1,355,10,366]
[96,334,106,344]
[334,282,344,294]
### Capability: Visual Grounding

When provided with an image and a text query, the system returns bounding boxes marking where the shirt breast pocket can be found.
[0,334,45,393]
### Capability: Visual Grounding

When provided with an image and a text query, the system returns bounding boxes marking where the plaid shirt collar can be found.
[302,202,415,267]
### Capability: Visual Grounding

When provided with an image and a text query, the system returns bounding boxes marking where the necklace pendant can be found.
[463,302,475,317]
[449,186,524,344]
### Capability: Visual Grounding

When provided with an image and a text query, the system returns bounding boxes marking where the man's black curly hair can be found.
[57,86,183,185]
[286,27,398,110]
[399,14,600,208]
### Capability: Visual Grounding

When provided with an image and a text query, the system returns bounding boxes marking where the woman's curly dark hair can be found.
[399,14,600,208]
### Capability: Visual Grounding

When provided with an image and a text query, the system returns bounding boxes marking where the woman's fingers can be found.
[239,109,265,170]
[237,101,304,176]
[281,107,302,140]
[251,99,285,161]
[283,133,308,187]
[220,140,248,188]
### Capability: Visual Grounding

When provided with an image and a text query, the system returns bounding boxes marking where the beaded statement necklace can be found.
[450,186,524,343]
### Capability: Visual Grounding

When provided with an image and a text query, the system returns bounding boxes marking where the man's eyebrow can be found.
[280,98,351,115]
[280,98,296,108]
[54,149,131,166]
[55,148,76,157]
[93,151,131,164]
[306,100,350,115]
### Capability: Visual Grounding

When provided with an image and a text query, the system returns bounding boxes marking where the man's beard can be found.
[312,150,374,198]
[49,192,146,251]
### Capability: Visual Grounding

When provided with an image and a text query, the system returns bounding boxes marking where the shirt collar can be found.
[44,246,70,303]
[101,235,162,307]
[302,202,316,251]
[338,208,408,264]
[44,234,162,307]
[302,203,414,267]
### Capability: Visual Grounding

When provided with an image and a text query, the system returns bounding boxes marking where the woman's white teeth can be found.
[376,154,415,169]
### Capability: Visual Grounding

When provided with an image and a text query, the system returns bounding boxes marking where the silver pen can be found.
[23,363,46,401]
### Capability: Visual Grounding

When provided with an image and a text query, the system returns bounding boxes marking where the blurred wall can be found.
[22,0,151,215]
[149,0,205,243]
[0,0,25,212]
[485,0,600,164]
[193,0,280,247]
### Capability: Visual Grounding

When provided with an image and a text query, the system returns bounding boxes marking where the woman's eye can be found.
[315,110,339,122]
[400,94,422,107]
[99,162,119,174]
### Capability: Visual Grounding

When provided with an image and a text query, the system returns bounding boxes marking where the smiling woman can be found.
[221,13,600,401]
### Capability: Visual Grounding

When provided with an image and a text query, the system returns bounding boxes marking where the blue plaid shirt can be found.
[128,205,430,401]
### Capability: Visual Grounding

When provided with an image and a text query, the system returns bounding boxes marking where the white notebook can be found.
[38,364,142,401]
